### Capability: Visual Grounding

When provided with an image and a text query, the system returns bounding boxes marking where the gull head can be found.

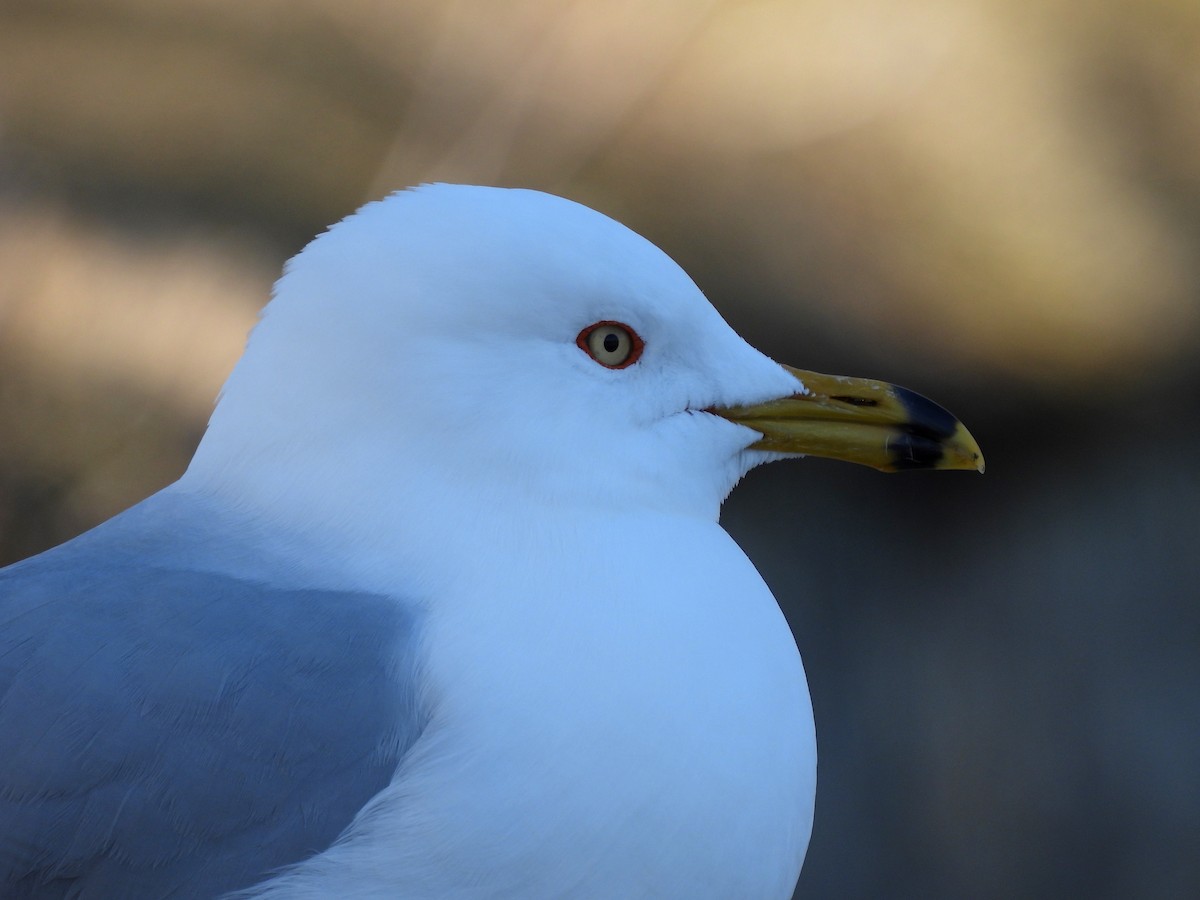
[187,185,982,525]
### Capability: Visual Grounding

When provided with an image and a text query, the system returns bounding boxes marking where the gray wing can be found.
[0,516,425,898]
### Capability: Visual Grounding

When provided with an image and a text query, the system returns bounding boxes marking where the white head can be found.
[184,185,798,527]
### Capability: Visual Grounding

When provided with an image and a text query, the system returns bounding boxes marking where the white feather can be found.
[183,185,814,898]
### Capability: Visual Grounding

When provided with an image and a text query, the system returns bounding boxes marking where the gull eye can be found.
[576,321,644,369]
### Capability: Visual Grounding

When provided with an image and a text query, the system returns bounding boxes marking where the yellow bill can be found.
[711,366,985,473]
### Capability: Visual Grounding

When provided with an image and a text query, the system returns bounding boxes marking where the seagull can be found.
[0,185,983,899]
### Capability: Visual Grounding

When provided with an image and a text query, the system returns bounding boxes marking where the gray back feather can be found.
[0,496,425,898]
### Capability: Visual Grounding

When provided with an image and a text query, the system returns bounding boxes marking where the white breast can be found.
[233,505,815,899]
[320,511,818,899]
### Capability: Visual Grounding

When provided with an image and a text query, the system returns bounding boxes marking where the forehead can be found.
[294,186,705,335]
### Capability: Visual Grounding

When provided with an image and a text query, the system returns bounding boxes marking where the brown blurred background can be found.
[0,1,1197,897]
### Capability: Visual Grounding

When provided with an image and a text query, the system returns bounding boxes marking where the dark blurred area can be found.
[0,2,1196,897]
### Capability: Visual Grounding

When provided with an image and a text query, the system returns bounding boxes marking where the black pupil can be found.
[602,332,621,353]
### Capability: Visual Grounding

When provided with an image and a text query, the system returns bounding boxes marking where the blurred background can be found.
[0,1,1196,896]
